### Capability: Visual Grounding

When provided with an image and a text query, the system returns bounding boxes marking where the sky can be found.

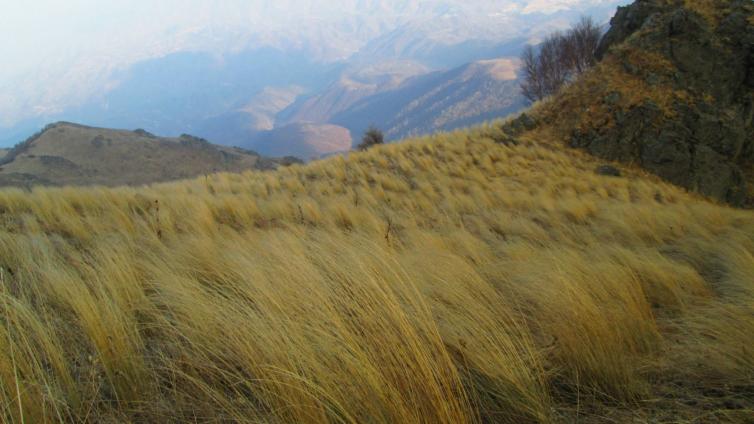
[1,1,241,80]
[1,0,260,124]
[0,0,626,78]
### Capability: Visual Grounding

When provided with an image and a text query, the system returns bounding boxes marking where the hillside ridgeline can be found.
[537,0,753,206]
[0,122,293,187]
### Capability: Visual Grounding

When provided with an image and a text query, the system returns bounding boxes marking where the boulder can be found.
[595,165,622,177]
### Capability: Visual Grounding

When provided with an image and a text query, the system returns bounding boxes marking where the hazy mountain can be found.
[42,50,339,140]
[238,87,308,132]
[327,58,527,141]
[0,122,287,187]
[197,57,525,157]
[278,61,430,126]
[0,0,629,156]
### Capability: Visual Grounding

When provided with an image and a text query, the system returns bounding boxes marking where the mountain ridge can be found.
[0,121,291,188]
[0,1,629,150]
[533,0,754,206]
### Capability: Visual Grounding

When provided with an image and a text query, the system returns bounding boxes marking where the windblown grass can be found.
[0,128,752,422]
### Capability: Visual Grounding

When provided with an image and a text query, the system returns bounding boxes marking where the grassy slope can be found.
[0,126,752,423]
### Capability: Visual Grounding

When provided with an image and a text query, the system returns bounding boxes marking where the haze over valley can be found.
[1,0,627,159]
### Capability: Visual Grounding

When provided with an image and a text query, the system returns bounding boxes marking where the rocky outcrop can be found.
[568,0,754,206]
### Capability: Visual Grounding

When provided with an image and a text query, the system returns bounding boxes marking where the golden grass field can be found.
[0,126,752,422]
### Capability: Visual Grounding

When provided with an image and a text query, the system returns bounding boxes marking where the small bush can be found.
[357,126,385,151]
[280,156,304,166]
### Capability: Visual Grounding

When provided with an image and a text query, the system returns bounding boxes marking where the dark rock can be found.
[492,131,520,147]
[646,72,661,86]
[595,165,622,177]
[638,121,693,186]
[596,1,666,58]
[280,156,304,166]
[179,134,212,148]
[38,155,81,171]
[723,399,745,410]
[569,0,754,207]
[692,145,746,204]
[133,128,156,138]
[91,135,106,148]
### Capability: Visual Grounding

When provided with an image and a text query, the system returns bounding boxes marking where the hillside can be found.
[203,86,307,135]
[537,0,754,206]
[1,124,752,423]
[0,122,284,187]
[329,58,526,140]
[277,60,429,126]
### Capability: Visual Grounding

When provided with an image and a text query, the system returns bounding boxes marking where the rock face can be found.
[570,0,754,206]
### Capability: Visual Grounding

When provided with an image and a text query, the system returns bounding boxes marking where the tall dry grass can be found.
[0,128,752,422]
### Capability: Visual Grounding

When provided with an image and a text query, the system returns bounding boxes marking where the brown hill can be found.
[0,122,284,187]
[537,0,754,206]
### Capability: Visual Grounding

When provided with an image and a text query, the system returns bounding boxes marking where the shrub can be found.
[357,126,385,151]
[280,156,304,166]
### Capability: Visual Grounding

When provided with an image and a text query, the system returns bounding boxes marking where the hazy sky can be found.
[0,0,624,78]
[2,1,236,79]
[0,0,626,127]
[1,0,266,122]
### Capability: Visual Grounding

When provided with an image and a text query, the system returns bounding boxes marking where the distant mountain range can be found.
[194,57,527,159]
[0,1,629,159]
[329,58,527,141]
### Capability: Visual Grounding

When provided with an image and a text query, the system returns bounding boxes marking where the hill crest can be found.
[537,0,753,206]
[0,122,289,188]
